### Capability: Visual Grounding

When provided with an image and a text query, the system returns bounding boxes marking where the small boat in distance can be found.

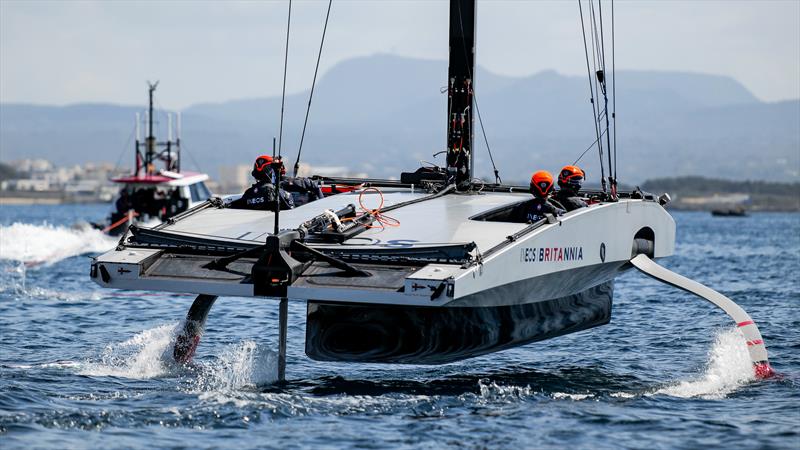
[96,83,213,235]
[711,207,748,217]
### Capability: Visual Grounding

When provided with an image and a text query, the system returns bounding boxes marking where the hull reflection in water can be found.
[305,281,613,364]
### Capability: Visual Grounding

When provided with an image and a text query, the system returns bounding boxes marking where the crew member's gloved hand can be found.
[222,194,243,206]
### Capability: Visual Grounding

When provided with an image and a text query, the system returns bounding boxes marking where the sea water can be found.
[0,204,798,449]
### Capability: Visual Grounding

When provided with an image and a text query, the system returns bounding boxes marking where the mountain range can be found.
[1,54,798,183]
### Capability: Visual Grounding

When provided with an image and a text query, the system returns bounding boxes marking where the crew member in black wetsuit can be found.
[108,189,132,225]
[510,170,565,223]
[282,176,324,207]
[553,165,589,212]
[229,155,294,210]
[114,189,132,216]
[270,159,325,207]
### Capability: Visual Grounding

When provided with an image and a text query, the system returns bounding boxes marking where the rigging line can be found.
[587,2,604,144]
[177,142,204,174]
[611,0,617,182]
[597,0,608,89]
[573,128,608,166]
[597,0,614,188]
[293,0,332,178]
[589,1,605,104]
[157,99,203,173]
[455,0,502,184]
[588,0,608,188]
[578,0,606,190]
[278,0,292,157]
[112,122,137,175]
[591,0,606,74]
[474,96,501,184]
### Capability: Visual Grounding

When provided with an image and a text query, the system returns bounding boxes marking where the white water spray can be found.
[80,323,180,379]
[194,341,279,390]
[79,323,279,388]
[652,328,755,399]
[0,222,116,266]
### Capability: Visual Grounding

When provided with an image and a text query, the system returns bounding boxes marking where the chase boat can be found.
[97,82,212,235]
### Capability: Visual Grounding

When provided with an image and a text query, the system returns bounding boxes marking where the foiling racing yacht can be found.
[95,83,213,235]
[90,0,773,381]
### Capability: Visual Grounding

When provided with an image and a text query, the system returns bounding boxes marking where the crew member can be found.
[281,176,324,207]
[553,165,588,211]
[229,155,294,210]
[510,170,564,223]
[109,189,132,224]
[269,158,324,207]
[114,189,132,216]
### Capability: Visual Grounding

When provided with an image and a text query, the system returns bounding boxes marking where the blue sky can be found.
[1,0,798,109]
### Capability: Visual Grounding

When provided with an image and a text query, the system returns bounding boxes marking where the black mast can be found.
[446,0,476,189]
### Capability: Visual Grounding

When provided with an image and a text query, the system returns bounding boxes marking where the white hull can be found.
[92,190,674,309]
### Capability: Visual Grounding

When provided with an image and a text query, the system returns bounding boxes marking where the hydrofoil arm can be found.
[630,254,775,379]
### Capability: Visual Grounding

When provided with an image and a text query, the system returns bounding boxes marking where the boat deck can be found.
[155,189,531,253]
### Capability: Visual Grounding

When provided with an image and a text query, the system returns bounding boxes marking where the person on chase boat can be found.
[228,154,294,210]
[553,165,588,212]
[510,170,565,223]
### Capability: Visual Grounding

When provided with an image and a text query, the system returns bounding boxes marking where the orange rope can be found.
[102,210,139,233]
[340,187,400,230]
[360,187,400,229]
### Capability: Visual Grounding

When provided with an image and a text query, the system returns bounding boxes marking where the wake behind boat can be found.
[89,0,774,381]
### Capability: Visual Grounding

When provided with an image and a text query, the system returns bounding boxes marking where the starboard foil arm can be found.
[630,254,775,379]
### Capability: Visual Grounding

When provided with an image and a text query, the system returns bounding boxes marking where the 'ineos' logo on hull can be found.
[600,243,606,263]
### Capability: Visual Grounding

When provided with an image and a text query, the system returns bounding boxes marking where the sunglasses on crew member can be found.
[255,158,282,172]
[561,171,584,180]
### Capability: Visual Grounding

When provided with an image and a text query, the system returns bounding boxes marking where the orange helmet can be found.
[558,165,585,191]
[252,154,274,180]
[530,170,555,197]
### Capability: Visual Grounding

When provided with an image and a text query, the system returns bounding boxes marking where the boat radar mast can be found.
[135,81,181,176]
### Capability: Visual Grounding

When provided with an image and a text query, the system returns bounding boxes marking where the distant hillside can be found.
[1,54,798,183]
[642,176,800,211]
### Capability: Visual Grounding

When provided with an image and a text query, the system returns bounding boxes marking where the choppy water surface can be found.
[1,204,798,449]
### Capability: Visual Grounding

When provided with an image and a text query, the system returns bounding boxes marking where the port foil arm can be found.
[173,294,218,364]
[630,254,775,379]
